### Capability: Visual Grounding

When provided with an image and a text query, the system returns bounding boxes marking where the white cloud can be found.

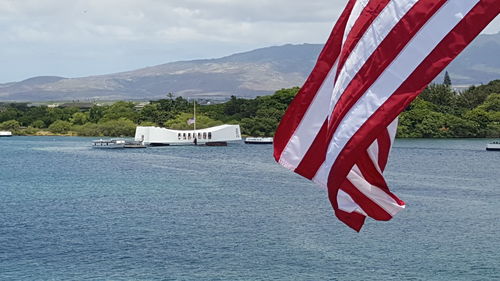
[0,0,498,83]
[0,0,346,42]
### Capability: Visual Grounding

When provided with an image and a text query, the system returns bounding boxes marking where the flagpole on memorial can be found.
[193,100,197,145]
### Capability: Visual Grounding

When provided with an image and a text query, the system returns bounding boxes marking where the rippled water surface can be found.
[1,137,499,280]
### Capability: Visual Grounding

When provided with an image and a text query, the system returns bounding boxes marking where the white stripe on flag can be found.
[329,0,419,114]
[367,139,381,173]
[342,0,370,45]
[347,165,405,217]
[337,189,368,216]
[279,61,338,170]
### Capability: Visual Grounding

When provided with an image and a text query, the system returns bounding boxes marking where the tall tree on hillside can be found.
[443,71,452,86]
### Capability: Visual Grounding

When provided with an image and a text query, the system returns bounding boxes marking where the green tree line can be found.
[399,79,500,138]
[1,80,499,138]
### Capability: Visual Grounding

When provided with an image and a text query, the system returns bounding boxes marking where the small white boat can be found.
[92,139,126,149]
[486,141,500,151]
[124,140,147,149]
[0,131,12,137]
[244,137,273,144]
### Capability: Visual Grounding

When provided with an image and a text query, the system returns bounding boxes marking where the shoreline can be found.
[4,134,498,140]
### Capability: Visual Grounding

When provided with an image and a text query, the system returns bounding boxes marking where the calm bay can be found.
[0,137,499,280]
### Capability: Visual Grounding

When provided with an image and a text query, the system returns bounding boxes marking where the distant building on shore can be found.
[59,102,94,110]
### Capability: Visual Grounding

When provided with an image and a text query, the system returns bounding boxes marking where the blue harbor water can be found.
[0,137,499,280]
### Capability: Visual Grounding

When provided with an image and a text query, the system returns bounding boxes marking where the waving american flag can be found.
[274,0,499,231]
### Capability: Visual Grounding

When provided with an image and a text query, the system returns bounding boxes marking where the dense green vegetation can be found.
[1,80,499,138]
[399,80,500,138]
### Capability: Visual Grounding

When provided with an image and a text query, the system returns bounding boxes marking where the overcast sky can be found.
[1,0,499,83]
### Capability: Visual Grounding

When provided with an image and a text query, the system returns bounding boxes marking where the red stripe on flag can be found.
[273,0,356,161]
[357,151,405,206]
[335,0,391,81]
[339,180,393,221]
[327,0,448,135]
[294,119,329,179]
[377,129,392,171]
[333,208,366,233]
[356,151,389,190]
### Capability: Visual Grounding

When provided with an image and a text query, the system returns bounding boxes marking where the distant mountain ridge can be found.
[442,32,500,85]
[1,32,499,102]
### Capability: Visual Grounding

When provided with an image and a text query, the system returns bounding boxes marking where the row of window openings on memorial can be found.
[178,132,211,140]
